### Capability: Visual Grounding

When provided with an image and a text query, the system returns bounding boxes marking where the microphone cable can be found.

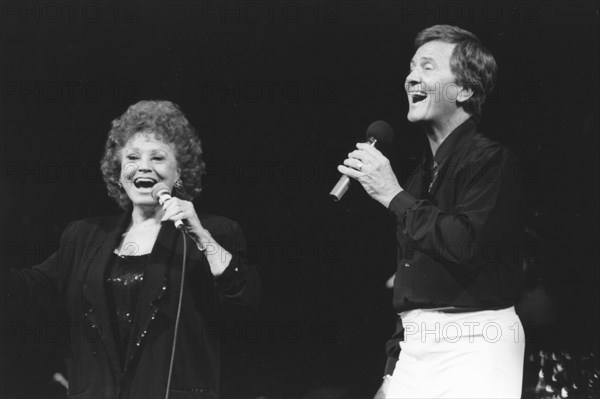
[164,229,187,399]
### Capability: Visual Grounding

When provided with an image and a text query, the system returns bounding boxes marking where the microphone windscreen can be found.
[151,182,171,201]
[365,120,394,146]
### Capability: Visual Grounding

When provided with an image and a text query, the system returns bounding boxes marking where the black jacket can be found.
[7,212,261,399]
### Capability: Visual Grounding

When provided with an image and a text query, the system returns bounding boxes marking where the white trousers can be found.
[385,306,525,399]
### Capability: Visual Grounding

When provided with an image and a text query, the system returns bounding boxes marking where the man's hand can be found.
[337,142,403,207]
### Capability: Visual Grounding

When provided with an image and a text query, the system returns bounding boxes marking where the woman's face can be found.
[119,132,179,209]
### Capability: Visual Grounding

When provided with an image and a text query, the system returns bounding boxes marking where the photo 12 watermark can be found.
[1,81,141,105]
[196,81,341,105]
[0,1,140,25]
[402,318,525,344]
[396,1,539,25]
[194,1,340,25]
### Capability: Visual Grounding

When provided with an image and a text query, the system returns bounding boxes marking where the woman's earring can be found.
[117,181,123,189]
[174,178,183,189]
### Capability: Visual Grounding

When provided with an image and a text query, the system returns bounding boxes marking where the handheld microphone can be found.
[151,183,184,230]
[329,120,394,201]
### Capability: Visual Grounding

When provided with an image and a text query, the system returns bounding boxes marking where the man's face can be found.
[405,40,464,125]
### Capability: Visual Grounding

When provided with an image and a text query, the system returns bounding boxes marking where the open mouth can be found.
[133,177,158,189]
[410,91,428,104]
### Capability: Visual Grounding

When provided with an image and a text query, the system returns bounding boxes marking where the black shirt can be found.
[384,118,524,372]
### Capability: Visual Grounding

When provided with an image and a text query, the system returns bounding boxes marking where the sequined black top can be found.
[105,253,149,365]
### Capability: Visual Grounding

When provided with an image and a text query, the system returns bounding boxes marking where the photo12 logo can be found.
[0,1,140,24]
[196,1,339,25]
[402,319,524,344]
[1,81,140,105]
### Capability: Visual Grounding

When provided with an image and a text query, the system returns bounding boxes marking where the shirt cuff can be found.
[214,254,243,286]
[388,190,417,220]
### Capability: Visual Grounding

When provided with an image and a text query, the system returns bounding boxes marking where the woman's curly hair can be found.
[101,100,206,209]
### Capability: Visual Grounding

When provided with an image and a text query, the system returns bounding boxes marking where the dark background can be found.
[1,1,598,398]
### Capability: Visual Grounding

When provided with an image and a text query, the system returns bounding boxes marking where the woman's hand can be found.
[159,196,232,276]
[160,196,208,240]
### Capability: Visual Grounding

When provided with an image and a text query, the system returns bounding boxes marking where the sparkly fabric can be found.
[105,253,149,364]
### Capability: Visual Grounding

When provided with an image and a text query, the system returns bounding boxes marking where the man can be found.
[338,25,525,398]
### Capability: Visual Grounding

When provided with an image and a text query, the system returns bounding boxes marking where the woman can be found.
[6,100,260,398]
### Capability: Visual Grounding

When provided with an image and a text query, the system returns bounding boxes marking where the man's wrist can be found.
[378,187,403,208]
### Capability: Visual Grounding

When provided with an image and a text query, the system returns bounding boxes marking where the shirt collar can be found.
[422,118,477,168]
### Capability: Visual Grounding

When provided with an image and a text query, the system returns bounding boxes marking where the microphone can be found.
[329,120,394,201]
[151,183,184,230]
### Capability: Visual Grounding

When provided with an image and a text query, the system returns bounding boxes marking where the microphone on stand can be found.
[329,120,394,201]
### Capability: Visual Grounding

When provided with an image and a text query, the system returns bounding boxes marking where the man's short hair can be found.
[415,25,498,121]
